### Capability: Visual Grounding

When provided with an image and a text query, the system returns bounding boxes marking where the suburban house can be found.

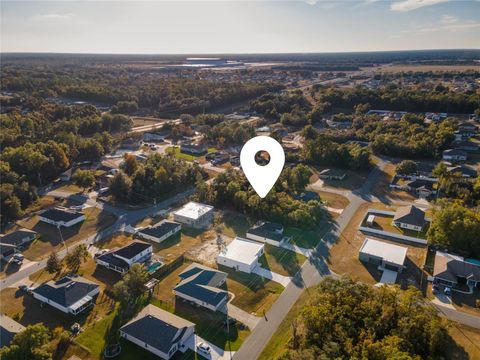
[452,140,480,152]
[180,143,207,156]
[217,237,265,273]
[0,228,37,247]
[32,275,100,315]
[173,202,214,229]
[173,263,228,311]
[59,168,73,182]
[447,165,478,178]
[392,205,427,232]
[211,153,230,166]
[319,168,346,180]
[405,179,437,198]
[294,191,320,202]
[0,243,17,262]
[442,149,468,162]
[0,314,25,348]
[433,251,480,290]
[39,208,86,228]
[95,241,152,273]
[120,304,195,360]
[143,131,169,143]
[136,221,181,244]
[246,221,291,247]
[359,238,408,283]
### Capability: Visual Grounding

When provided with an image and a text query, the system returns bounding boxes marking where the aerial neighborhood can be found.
[1,14,480,360]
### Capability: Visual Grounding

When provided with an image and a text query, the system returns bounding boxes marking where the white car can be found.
[196,342,211,354]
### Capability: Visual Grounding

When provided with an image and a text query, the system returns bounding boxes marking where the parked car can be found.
[196,342,211,355]
[18,284,33,293]
[11,254,24,265]
[444,287,452,296]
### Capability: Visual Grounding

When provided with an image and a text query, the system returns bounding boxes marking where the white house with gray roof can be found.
[246,221,290,246]
[173,263,228,311]
[32,275,100,315]
[173,202,214,229]
[217,237,264,273]
[136,221,181,244]
[120,304,195,360]
[39,207,85,228]
[0,314,25,348]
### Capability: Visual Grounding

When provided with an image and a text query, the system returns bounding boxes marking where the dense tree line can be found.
[1,65,279,115]
[301,131,372,170]
[428,200,480,257]
[433,163,480,205]
[314,86,479,113]
[196,165,324,228]
[280,277,450,360]
[109,153,206,203]
[205,122,256,146]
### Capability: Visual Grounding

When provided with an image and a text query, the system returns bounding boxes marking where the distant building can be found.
[0,243,17,262]
[39,208,85,228]
[319,168,346,180]
[447,165,477,178]
[442,149,467,162]
[217,237,265,273]
[405,179,437,199]
[173,202,214,229]
[0,314,25,348]
[95,241,152,274]
[246,221,291,247]
[392,205,427,232]
[0,228,37,247]
[59,168,73,182]
[359,238,407,273]
[136,221,181,244]
[433,251,480,289]
[120,304,195,360]
[173,263,228,311]
[452,140,480,152]
[180,144,207,156]
[32,275,100,315]
[294,191,320,202]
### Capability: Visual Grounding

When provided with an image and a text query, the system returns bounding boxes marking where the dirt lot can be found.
[17,206,117,261]
[328,202,428,288]
[316,191,350,209]
[372,163,418,202]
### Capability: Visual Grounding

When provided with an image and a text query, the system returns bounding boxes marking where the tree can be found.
[113,263,148,315]
[109,172,132,202]
[64,244,89,273]
[396,160,417,175]
[0,323,52,360]
[122,153,139,177]
[428,200,480,257]
[280,277,450,360]
[72,169,95,192]
[46,252,62,274]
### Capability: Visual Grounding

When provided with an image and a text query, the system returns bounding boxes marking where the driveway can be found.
[185,334,235,360]
[220,303,261,330]
[252,267,291,287]
[280,243,311,258]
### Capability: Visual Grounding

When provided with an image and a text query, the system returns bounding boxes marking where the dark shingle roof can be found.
[97,252,130,271]
[40,208,84,223]
[120,304,194,354]
[443,149,467,156]
[247,222,284,242]
[174,263,227,307]
[0,243,17,256]
[294,191,320,202]
[0,228,37,246]
[0,315,25,348]
[434,252,480,283]
[393,205,426,227]
[113,241,151,260]
[33,276,99,307]
[138,221,180,240]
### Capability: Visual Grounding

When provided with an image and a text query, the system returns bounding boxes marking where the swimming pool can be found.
[465,258,480,266]
[147,261,163,274]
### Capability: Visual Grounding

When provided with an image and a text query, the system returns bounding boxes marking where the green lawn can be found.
[75,310,118,358]
[165,146,217,161]
[150,298,249,351]
[221,211,252,238]
[285,218,332,249]
[364,214,429,239]
[259,244,306,277]
[219,266,284,315]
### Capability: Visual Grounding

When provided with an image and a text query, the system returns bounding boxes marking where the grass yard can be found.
[219,266,284,315]
[165,146,217,162]
[372,163,417,202]
[259,244,306,277]
[446,324,480,360]
[258,289,311,360]
[316,191,350,209]
[285,217,333,249]
[23,195,64,214]
[18,207,117,261]
[365,213,429,239]
[310,166,369,191]
[221,211,252,238]
[55,183,83,194]
[151,299,249,351]
[75,310,118,358]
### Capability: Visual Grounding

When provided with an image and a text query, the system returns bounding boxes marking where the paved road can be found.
[432,302,480,330]
[0,188,194,291]
[233,160,387,360]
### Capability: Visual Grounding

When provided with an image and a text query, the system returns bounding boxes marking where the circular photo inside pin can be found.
[255,150,271,166]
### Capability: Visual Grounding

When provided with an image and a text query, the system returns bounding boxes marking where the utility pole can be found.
[57,225,68,253]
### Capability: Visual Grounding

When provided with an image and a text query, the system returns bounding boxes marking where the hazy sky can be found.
[1,0,479,54]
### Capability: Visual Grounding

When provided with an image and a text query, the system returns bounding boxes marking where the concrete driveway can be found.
[252,267,291,287]
[185,334,235,360]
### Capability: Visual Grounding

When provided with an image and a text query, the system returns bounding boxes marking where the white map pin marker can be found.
[240,136,285,198]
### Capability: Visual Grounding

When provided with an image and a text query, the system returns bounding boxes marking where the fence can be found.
[151,254,186,280]
[359,209,428,246]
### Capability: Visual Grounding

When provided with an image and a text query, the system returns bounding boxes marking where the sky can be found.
[1,0,479,54]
